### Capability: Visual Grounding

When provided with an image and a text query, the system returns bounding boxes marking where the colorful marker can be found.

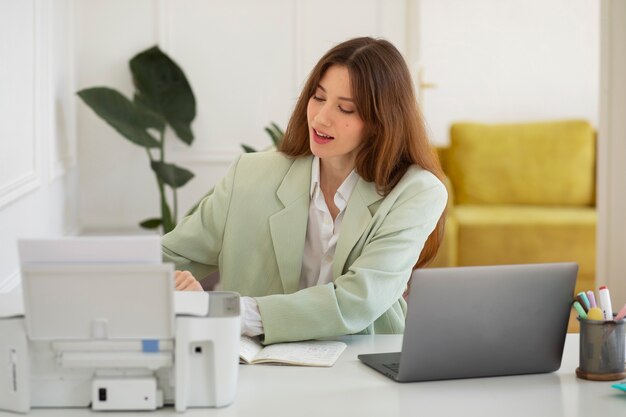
[615,303,626,322]
[573,301,588,319]
[577,292,590,312]
[586,290,597,308]
[599,286,613,321]
[587,307,604,321]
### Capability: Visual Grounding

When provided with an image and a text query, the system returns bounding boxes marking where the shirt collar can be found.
[309,156,360,210]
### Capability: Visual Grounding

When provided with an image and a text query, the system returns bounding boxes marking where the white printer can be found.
[0,237,240,413]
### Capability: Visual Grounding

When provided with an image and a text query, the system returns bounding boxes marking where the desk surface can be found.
[3,334,625,417]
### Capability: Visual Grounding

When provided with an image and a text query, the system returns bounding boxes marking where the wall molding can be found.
[0,0,43,209]
[51,153,77,182]
[33,0,48,187]
[50,0,77,181]
[0,270,20,294]
[0,174,41,209]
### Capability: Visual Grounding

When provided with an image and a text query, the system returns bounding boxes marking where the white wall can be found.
[75,0,599,230]
[417,0,599,144]
[0,0,78,292]
[75,0,407,231]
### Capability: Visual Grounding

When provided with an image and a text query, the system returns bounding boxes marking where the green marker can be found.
[573,301,588,319]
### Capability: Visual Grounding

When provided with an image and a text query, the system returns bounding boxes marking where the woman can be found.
[162,37,447,344]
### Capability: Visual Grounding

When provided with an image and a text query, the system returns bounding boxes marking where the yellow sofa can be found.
[430,120,596,295]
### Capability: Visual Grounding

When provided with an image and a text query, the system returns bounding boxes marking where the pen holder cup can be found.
[576,317,626,381]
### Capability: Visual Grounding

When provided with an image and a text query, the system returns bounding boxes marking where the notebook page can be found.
[252,340,347,367]
[240,336,264,363]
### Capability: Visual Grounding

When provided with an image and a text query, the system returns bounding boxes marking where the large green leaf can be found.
[266,122,285,147]
[139,218,162,229]
[151,161,194,188]
[130,46,196,145]
[241,144,258,153]
[270,122,284,136]
[77,87,163,148]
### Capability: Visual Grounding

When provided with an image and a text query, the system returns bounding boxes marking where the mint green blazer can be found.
[162,151,447,344]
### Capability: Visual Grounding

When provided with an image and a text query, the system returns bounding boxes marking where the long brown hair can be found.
[279,37,446,269]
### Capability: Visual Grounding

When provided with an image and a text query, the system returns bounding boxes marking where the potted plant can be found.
[78,46,195,234]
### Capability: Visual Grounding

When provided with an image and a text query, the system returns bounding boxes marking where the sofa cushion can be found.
[448,120,595,206]
[454,205,596,278]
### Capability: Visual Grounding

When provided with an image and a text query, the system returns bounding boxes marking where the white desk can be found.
[2,334,625,417]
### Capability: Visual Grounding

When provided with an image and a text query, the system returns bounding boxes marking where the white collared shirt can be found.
[240,156,360,337]
[299,156,360,289]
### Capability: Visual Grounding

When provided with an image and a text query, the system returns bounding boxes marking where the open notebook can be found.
[239,336,347,367]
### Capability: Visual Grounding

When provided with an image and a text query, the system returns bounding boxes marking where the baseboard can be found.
[0,269,20,294]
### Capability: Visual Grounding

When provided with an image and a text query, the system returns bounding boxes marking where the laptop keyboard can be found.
[383,362,400,373]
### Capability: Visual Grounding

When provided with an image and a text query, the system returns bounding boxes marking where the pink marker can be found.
[615,303,626,322]
[586,290,597,308]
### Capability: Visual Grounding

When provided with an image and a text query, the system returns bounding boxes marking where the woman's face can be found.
[307,65,365,169]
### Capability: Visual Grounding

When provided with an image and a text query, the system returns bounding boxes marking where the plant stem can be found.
[157,130,173,234]
[160,129,165,162]
[173,188,178,224]
[146,145,170,233]
[160,183,173,234]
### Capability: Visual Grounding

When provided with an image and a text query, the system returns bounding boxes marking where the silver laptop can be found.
[358,263,577,382]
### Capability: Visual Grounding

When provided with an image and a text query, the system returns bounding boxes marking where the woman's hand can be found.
[175,270,203,291]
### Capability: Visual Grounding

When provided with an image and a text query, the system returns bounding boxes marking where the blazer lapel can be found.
[332,179,383,279]
[269,156,313,294]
